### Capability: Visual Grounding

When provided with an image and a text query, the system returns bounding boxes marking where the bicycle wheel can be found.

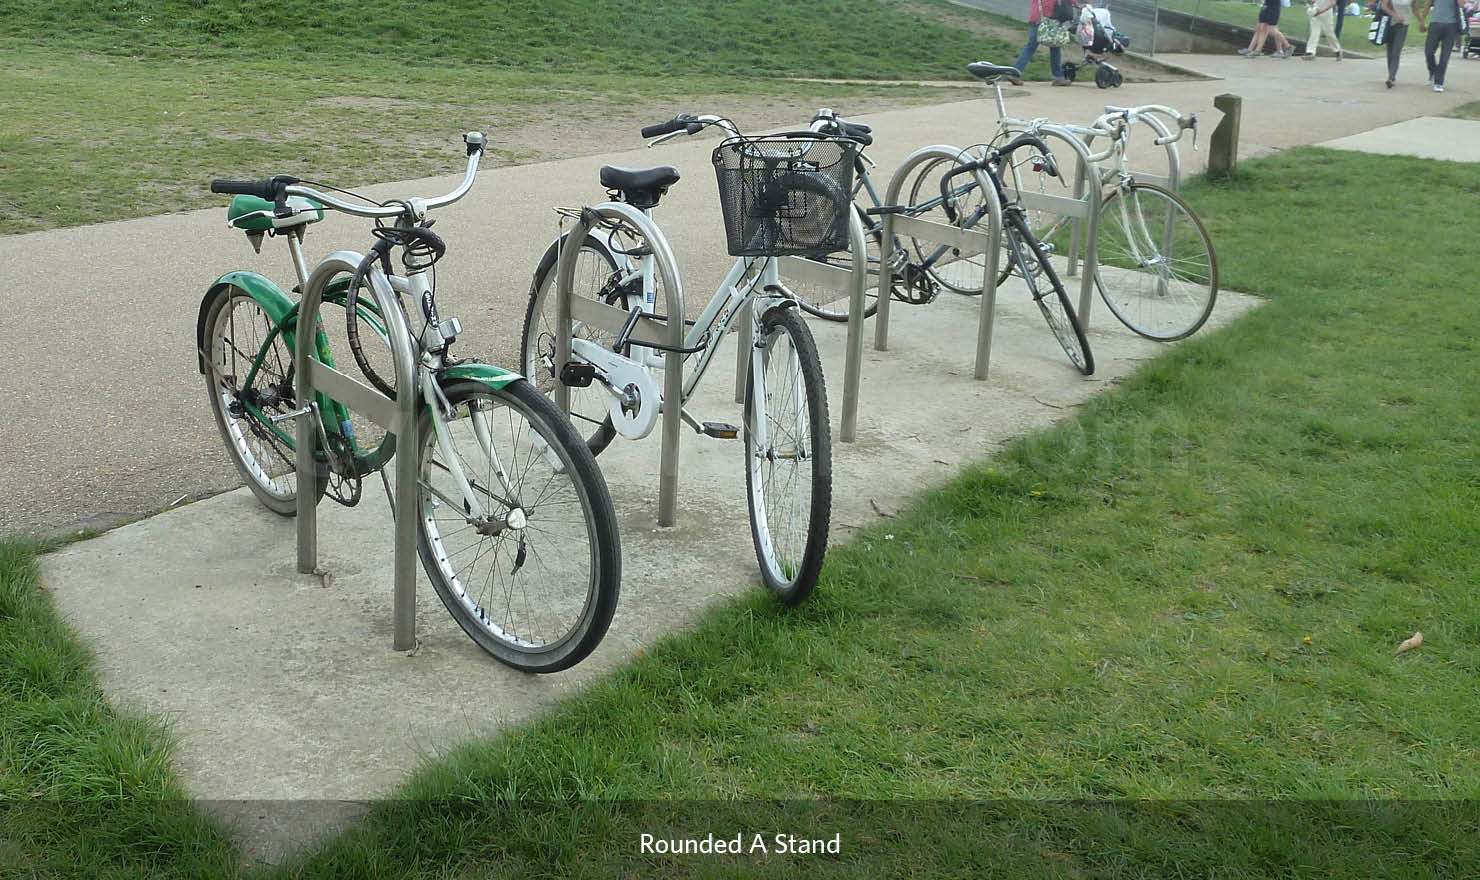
[201,284,326,515]
[905,154,992,294]
[1005,213,1094,375]
[787,210,881,322]
[522,233,629,456]
[1093,182,1218,341]
[416,378,621,673]
[994,128,1081,287]
[743,305,832,604]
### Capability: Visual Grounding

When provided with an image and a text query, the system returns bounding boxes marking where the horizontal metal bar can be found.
[777,255,854,289]
[569,296,675,348]
[1000,188,1094,220]
[887,214,992,258]
[305,360,398,431]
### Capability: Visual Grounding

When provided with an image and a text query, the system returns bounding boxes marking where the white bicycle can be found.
[522,114,857,604]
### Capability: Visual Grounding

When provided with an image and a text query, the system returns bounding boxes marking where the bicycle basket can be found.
[711,134,859,258]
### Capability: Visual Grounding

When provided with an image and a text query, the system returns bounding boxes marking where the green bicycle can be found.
[197,133,621,673]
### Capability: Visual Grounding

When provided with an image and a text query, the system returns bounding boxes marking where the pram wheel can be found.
[1095,63,1121,89]
[1063,61,1080,82]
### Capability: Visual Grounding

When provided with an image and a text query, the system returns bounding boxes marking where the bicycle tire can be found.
[416,378,621,673]
[905,155,993,295]
[200,284,328,515]
[994,128,1083,288]
[789,208,881,322]
[1093,182,1218,341]
[743,305,832,604]
[1005,213,1094,375]
[521,233,627,456]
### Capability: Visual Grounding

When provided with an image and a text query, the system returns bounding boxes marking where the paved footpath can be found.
[10,52,1477,862]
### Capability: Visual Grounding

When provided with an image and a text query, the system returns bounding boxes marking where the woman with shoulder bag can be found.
[1380,0,1414,87]
[1014,0,1077,85]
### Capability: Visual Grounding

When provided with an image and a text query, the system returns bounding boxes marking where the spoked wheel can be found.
[416,379,621,673]
[1093,182,1218,341]
[200,284,326,514]
[522,233,631,456]
[1004,214,1094,375]
[994,128,1082,287]
[787,215,881,322]
[744,306,832,605]
[905,154,992,294]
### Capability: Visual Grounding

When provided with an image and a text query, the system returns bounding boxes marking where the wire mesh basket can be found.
[712,134,860,258]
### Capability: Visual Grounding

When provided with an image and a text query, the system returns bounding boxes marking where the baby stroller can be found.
[1063,4,1131,88]
[1464,4,1478,59]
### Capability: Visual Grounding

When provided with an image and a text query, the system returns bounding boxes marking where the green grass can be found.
[0,0,1037,234]
[4,146,1479,875]
[1165,0,1382,53]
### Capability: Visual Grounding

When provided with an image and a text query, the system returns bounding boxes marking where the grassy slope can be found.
[0,0,1037,233]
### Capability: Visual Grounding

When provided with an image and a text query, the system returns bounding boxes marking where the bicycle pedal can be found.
[559,361,595,388]
[701,422,740,439]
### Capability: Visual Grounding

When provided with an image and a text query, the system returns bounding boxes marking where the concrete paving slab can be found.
[41,274,1261,861]
[1319,116,1480,162]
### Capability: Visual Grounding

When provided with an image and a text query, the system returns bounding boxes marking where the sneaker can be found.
[1302,52,1315,59]
[1272,49,1291,57]
[1336,50,1343,60]
[1435,83,1446,92]
[1238,47,1255,55]
[1386,78,1394,88]
[1051,78,1071,86]
[1427,76,1434,85]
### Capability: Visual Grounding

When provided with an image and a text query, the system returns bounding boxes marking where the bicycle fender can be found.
[441,362,522,390]
[196,271,296,374]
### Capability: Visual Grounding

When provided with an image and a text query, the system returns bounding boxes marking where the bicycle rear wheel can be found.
[787,211,881,322]
[521,233,628,456]
[200,284,326,515]
[1093,182,1218,341]
[1005,214,1094,375]
[744,306,832,605]
[416,379,621,673]
[905,154,991,295]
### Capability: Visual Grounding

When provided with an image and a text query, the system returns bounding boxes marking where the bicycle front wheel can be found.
[200,284,326,515]
[1093,182,1218,341]
[744,306,832,604]
[416,379,621,673]
[1005,215,1094,375]
[521,233,627,456]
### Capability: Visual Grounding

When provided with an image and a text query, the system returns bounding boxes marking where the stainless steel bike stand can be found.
[552,206,687,527]
[293,251,422,651]
[774,209,869,442]
[871,145,1005,380]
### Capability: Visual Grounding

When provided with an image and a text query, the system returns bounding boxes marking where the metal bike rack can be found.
[294,251,423,651]
[553,204,687,527]
[772,209,869,442]
[871,145,1005,380]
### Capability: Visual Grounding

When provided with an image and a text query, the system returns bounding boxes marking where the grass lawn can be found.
[1164,0,1390,54]
[3,145,1478,876]
[0,0,1046,235]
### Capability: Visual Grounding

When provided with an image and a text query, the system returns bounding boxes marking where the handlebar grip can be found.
[210,178,277,198]
[641,117,689,138]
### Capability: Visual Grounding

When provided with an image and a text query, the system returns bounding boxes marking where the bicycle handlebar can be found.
[936,132,1058,223]
[644,114,741,147]
[1101,104,1197,146]
[210,132,487,219]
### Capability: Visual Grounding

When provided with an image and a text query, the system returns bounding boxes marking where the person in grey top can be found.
[1419,0,1463,91]
[1381,0,1415,87]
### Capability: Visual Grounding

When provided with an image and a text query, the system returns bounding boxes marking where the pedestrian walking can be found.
[1015,0,1077,85]
[1381,0,1415,87]
[1304,0,1346,56]
[1240,0,1298,55]
[1419,0,1463,90]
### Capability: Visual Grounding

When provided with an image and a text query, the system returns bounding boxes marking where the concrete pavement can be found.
[13,50,1476,861]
